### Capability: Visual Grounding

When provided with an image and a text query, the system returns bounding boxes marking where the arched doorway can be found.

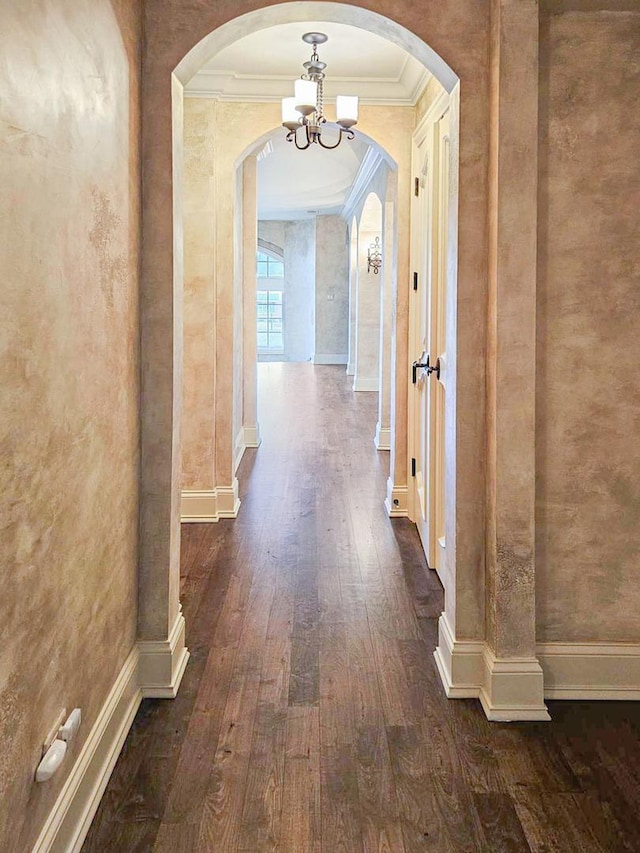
[138,0,548,722]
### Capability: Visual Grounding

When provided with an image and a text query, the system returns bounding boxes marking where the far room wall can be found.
[256,217,349,364]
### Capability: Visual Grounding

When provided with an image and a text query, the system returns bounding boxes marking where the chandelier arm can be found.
[292,125,312,151]
[317,129,346,150]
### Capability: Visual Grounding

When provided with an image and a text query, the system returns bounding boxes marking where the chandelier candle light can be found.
[282,33,359,150]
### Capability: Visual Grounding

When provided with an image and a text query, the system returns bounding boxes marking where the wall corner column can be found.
[241,155,261,458]
[138,72,189,697]
[484,0,548,720]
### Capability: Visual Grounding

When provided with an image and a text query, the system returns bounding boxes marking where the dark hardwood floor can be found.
[84,363,640,852]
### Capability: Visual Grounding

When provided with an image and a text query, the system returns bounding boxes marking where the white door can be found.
[410,107,449,580]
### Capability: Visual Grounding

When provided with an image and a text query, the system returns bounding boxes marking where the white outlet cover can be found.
[36,739,67,783]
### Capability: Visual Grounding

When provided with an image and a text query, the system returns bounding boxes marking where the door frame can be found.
[408,89,450,536]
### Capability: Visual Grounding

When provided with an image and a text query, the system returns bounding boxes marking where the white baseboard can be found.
[34,611,191,852]
[217,478,241,519]
[138,608,190,699]
[480,648,550,721]
[234,428,246,473]
[384,478,408,517]
[181,481,241,523]
[180,489,218,523]
[32,647,142,853]
[313,353,348,365]
[346,361,355,376]
[433,611,485,697]
[374,423,391,451]
[243,423,261,448]
[537,641,640,699]
[235,424,262,470]
[434,613,550,721]
[353,376,379,392]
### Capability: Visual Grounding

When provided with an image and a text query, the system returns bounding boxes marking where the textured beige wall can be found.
[315,215,349,360]
[0,0,141,849]
[536,7,640,643]
[182,98,216,489]
[355,194,383,387]
[242,156,259,436]
[258,219,316,363]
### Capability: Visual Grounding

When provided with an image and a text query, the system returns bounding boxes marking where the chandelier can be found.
[281,33,359,150]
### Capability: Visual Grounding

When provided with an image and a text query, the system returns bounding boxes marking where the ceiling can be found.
[256,131,370,220]
[185,21,429,105]
[188,22,427,220]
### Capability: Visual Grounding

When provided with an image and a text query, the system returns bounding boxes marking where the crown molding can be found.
[184,90,420,107]
[184,64,431,106]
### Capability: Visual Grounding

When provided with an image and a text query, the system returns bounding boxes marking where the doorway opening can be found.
[171,1,462,700]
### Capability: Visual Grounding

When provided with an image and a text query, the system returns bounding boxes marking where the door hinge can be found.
[411,457,416,477]
[413,271,418,291]
[414,177,420,197]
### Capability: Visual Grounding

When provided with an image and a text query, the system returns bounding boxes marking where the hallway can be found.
[84,365,640,852]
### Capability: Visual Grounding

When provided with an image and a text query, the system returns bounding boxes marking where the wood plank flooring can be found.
[84,363,640,852]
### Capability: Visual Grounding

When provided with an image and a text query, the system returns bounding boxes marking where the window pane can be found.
[269,261,284,278]
[257,252,267,263]
[257,262,268,278]
[258,288,283,351]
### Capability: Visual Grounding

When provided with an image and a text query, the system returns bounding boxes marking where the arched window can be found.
[256,249,284,353]
[256,250,283,279]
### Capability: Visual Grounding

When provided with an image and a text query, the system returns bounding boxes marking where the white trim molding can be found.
[32,648,142,853]
[181,489,218,522]
[537,641,640,700]
[374,423,391,451]
[33,614,191,852]
[243,423,262,448]
[181,481,241,523]
[352,376,379,392]
[138,608,190,699]
[313,353,348,365]
[342,145,387,225]
[413,89,450,147]
[184,63,430,108]
[434,613,550,722]
[346,361,355,377]
[384,478,408,517]
[480,648,550,722]
[217,478,241,519]
[234,428,246,473]
[433,611,485,697]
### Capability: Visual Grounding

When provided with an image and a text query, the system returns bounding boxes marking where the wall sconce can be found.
[367,236,382,275]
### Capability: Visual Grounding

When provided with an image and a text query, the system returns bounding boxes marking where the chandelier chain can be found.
[317,78,325,124]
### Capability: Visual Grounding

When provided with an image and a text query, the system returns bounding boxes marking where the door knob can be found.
[412,355,441,383]
[412,355,430,384]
